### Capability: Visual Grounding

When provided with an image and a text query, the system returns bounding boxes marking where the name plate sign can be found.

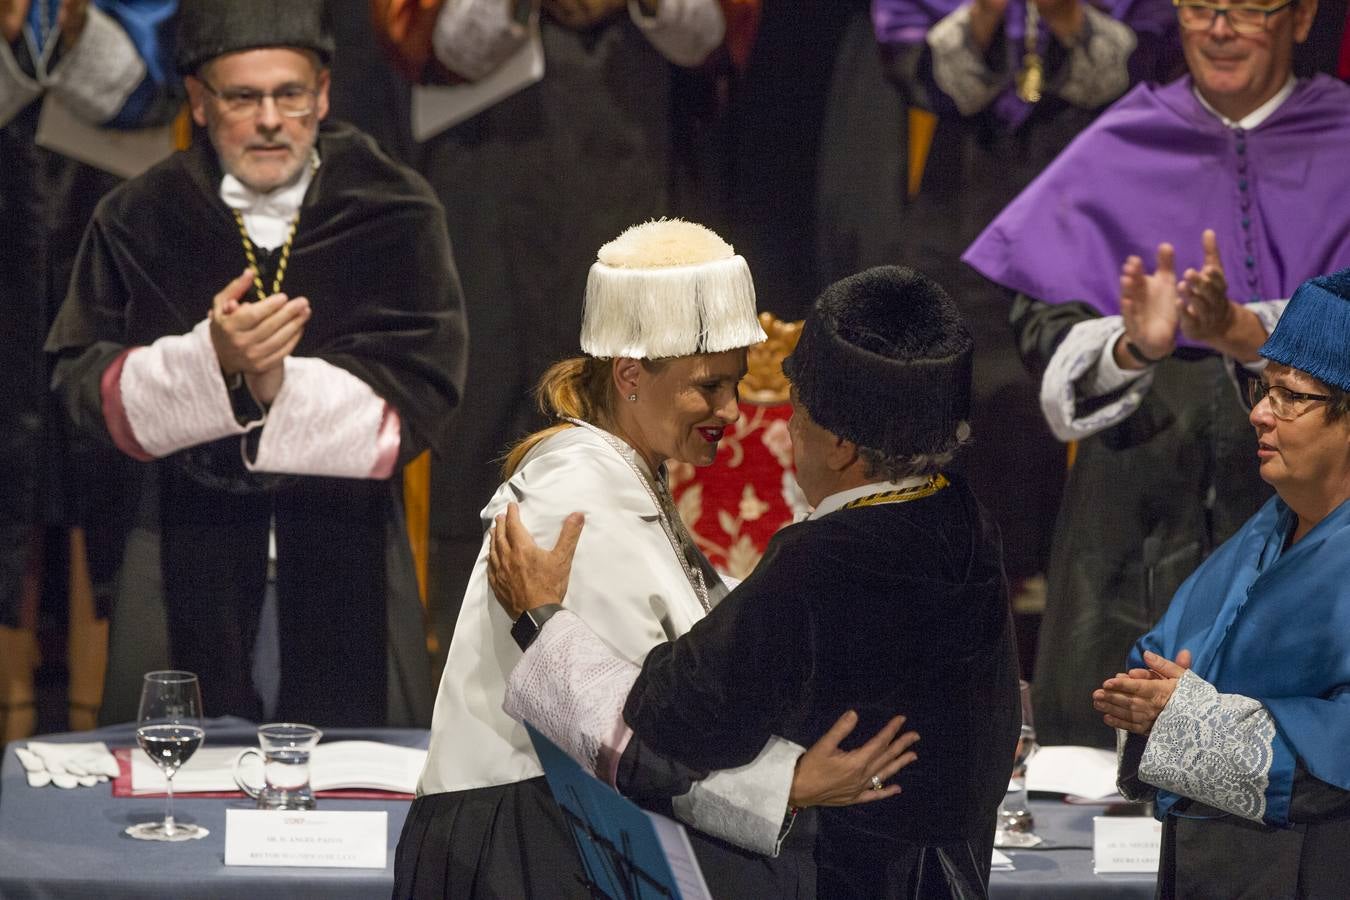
[1093,815,1162,874]
[225,809,388,869]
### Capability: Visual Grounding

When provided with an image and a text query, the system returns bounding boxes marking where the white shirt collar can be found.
[219,151,320,250]
[807,474,932,521]
[1192,75,1296,130]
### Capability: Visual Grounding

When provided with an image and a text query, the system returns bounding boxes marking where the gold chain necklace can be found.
[842,474,950,510]
[231,155,318,303]
[1015,4,1043,104]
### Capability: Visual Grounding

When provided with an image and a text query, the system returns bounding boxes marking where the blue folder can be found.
[526,722,689,900]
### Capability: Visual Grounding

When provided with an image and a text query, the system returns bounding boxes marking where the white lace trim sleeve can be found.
[629,0,725,68]
[503,609,640,785]
[927,4,1004,116]
[1139,669,1277,823]
[1053,6,1134,109]
[0,34,42,127]
[242,357,399,479]
[1040,315,1153,441]
[432,0,531,81]
[119,319,249,457]
[45,5,145,124]
[672,735,803,856]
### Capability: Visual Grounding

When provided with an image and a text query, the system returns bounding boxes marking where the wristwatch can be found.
[510,603,564,651]
[223,370,265,426]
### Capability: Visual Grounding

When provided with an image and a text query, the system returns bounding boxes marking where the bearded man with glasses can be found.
[962,0,1350,749]
[44,0,468,728]
[1093,268,1350,899]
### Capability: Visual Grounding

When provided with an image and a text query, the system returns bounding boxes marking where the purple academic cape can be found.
[962,75,1350,321]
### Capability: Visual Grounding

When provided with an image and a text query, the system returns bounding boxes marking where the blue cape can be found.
[1129,496,1350,825]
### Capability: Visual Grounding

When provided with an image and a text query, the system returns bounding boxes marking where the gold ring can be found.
[869,775,883,792]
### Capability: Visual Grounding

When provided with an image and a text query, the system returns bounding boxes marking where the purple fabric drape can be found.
[962,76,1350,330]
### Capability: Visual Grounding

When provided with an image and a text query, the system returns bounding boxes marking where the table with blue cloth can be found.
[2,720,1156,898]
[0,718,425,900]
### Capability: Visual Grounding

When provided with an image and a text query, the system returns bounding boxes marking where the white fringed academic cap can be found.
[579,220,765,359]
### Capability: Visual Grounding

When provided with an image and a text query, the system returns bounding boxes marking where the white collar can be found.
[1192,75,1296,130]
[219,151,320,249]
[807,474,932,521]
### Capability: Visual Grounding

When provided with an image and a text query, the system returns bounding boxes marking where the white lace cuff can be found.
[503,609,640,786]
[0,36,42,126]
[629,0,725,68]
[45,5,145,124]
[243,357,400,479]
[432,0,531,81]
[1139,670,1276,823]
[672,735,803,857]
[927,4,1003,116]
[118,319,249,457]
[1241,298,1287,372]
[1053,6,1134,109]
[1040,315,1153,441]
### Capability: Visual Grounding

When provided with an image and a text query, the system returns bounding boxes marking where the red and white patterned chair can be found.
[670,313,805,579]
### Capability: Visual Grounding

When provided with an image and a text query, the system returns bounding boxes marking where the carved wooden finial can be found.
[740,312,802,405]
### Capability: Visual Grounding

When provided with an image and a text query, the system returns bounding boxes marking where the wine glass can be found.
[995,680,1043,848]
[125,670,208,841]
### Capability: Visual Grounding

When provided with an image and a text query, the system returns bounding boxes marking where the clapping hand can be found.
[1092,649,1192,735]
[543,0,626,30]
[1119,243,1180,364]
[1,0,30,45]
[209,269,311,405]
[788,710,919,808]
[1034,0,1085,41]
[1178,229,1235,345]
[970,0,1010,49]
[56,0,88,48]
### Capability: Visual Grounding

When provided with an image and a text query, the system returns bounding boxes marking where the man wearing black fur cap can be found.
[489,266,1021,898]
[45,0,467,728]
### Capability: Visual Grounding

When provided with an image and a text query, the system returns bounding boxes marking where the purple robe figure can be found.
[964,74,1350,317]
[963,72,1350,749]
[872,0,1179,127]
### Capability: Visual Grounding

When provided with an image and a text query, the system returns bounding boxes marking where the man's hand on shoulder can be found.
[487,501,584,619]
[209,269,310,400]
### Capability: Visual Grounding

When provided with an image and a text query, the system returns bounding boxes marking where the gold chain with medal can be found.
[1015,4,1044,103]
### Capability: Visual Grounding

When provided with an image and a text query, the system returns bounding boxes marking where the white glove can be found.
[16,742,120,789]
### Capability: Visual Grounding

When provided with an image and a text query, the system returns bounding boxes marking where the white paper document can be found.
[990,848,1014,871]
[411,26,544,141]
[1026,745,1120,800]
[130,740,426,794]
[36,96,176,178]
[224,809,388,869]
[645,811,713,900]
[1093,816,1162,874]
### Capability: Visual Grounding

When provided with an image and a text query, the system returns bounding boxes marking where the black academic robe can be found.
[1010,296,1270,747]
[44,120,467,727]
[624,475,1022,899]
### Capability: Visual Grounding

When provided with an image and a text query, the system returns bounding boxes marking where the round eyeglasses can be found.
[200,81,317,119]
[1172,0,1298,35]
[1243,377,1334,421]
